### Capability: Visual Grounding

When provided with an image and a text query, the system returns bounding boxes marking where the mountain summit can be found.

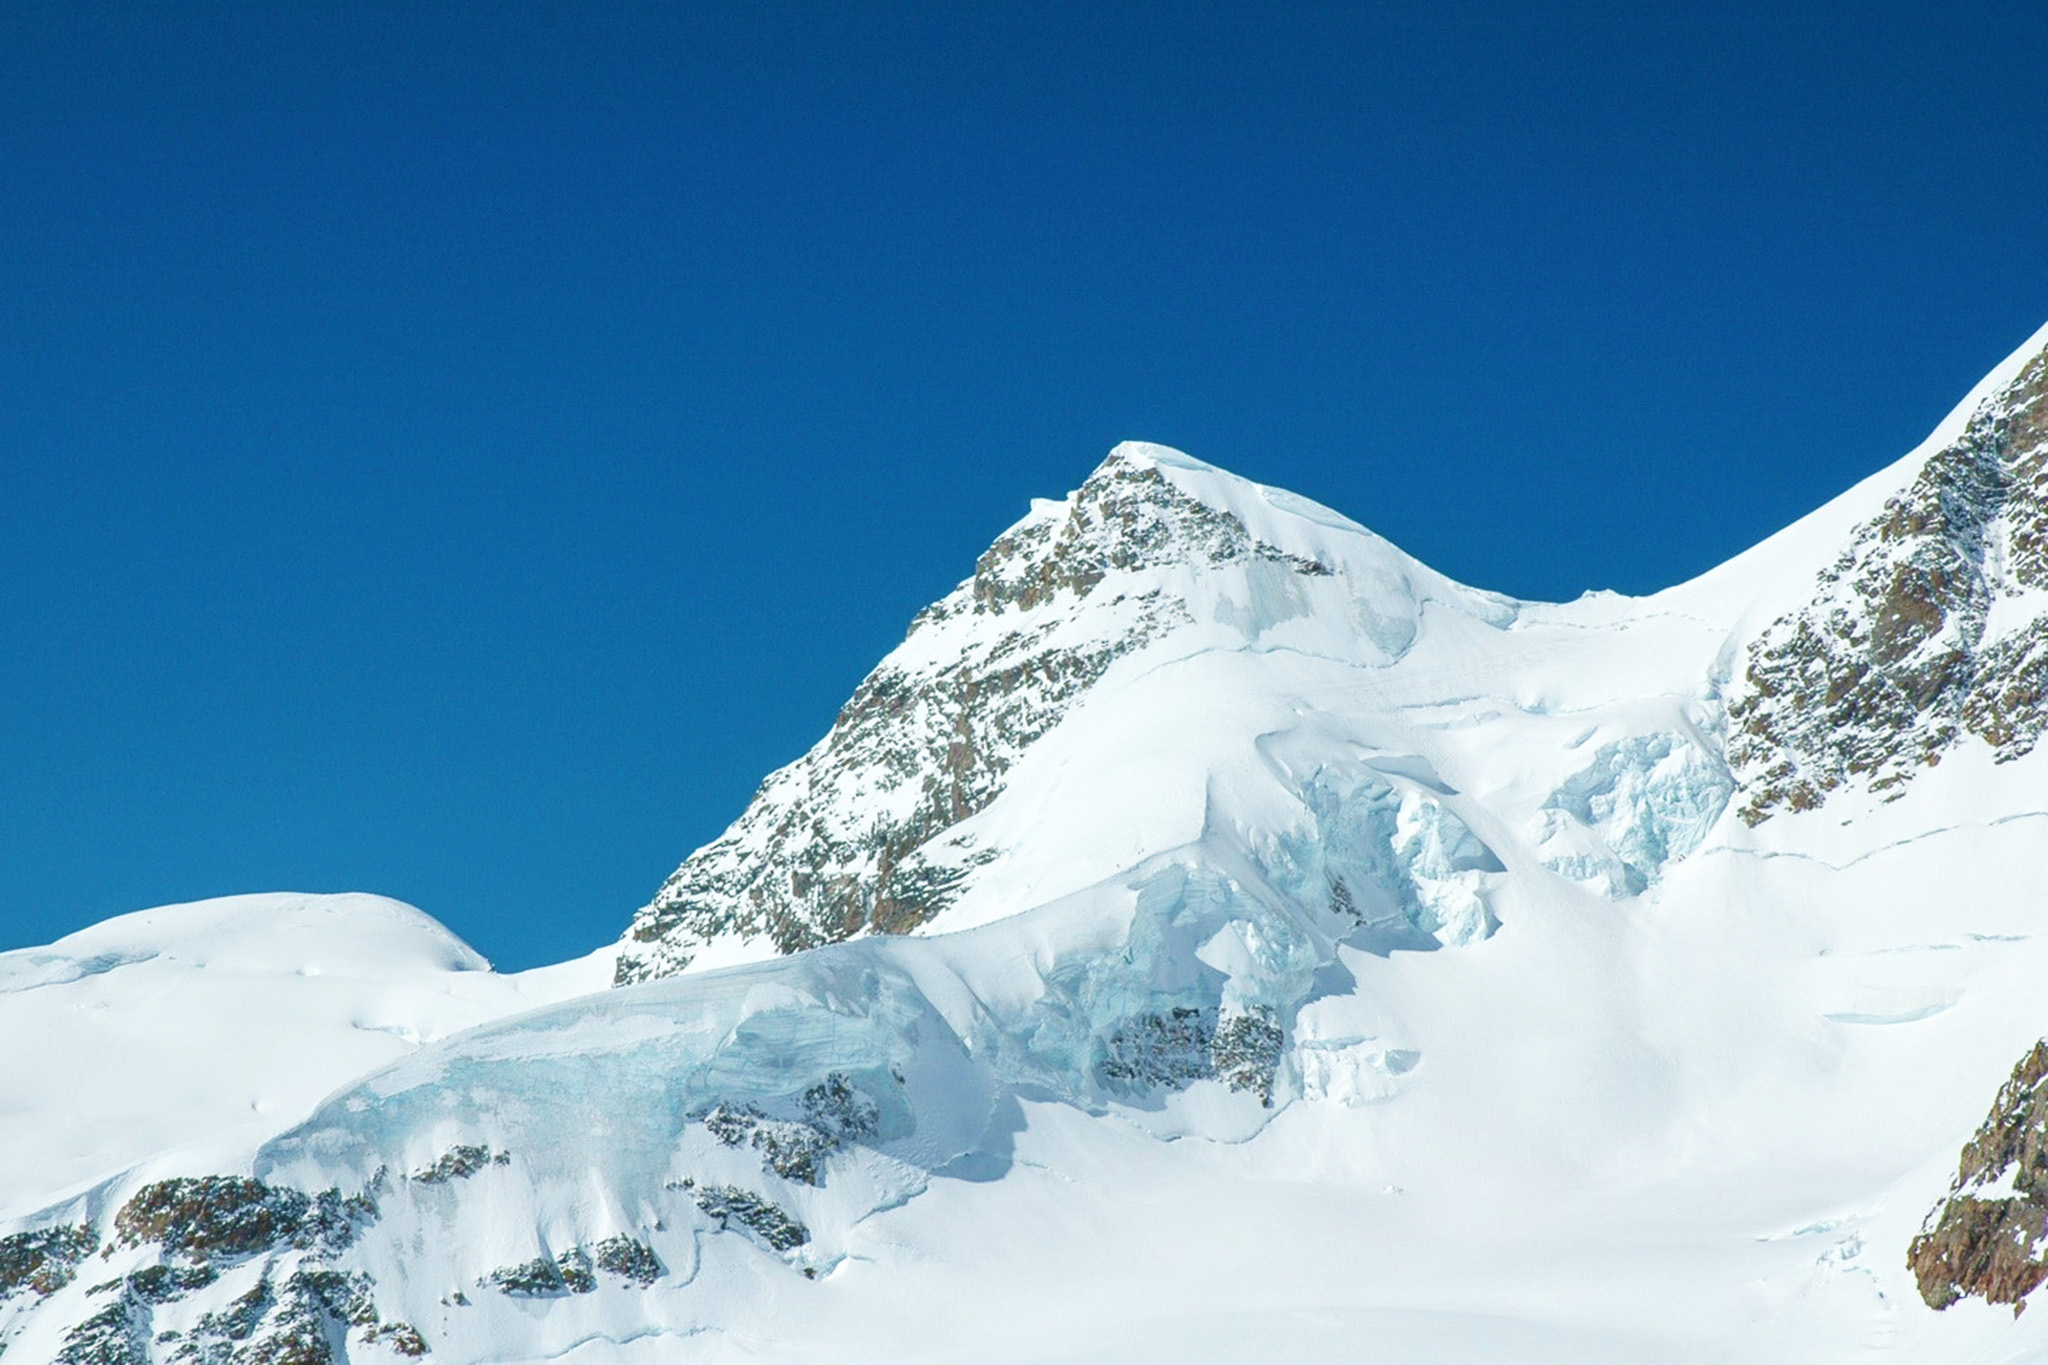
[9,324,2048,1362]
[614,441,1517,983]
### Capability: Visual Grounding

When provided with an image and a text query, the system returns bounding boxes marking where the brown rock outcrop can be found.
[1909,1041,2048,1314]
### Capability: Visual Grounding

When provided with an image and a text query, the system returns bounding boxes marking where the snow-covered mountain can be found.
[6,321,2048,1363]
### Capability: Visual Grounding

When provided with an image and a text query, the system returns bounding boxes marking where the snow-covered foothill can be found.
[0,893,612,1216]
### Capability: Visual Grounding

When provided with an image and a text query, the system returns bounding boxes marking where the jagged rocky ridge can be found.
[1729,344,2048,821]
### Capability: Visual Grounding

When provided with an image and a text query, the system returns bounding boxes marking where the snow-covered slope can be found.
[0,894,611,1214]
[618,319,2048,987]
[8,322,2048,1363]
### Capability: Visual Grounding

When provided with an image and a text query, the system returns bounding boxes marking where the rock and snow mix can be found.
[7,322,2048,1361]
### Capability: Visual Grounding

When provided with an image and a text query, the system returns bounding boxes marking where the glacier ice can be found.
[1536,730,1733,897]
[1253,759,1503,951]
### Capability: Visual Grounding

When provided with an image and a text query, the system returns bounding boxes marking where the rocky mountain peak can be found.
[612,444,1377,985]
[954,441,1334,623]
[26,336,2048,1361]
[611,321,2048,991]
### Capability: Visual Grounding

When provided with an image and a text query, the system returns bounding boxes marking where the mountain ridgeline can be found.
[619,337,2048,984]
[9,323,2048,1361]
[1729,342,2048,821]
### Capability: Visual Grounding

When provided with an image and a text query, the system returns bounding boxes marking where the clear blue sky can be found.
[5,2,2045,969]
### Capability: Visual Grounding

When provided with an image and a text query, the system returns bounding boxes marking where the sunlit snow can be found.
[7,322,2048,1362]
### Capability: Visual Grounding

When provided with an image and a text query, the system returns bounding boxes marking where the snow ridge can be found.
[1730,340,2048,820]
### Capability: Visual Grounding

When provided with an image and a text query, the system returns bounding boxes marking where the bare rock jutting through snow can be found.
[1730,346,2048,822]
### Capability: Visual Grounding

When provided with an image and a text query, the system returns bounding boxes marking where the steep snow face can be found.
[0,894,611,1216]
[618,442,1552,983]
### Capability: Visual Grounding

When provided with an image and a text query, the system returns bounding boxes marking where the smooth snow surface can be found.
[0,893,611,1212]
[8,322,2048,1362]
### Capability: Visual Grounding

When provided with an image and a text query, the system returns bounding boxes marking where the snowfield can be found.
[0,893,613,1214]
[6,321,2048,1362]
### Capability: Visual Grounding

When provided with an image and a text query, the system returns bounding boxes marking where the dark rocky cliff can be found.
[1910,1041,2048,1315]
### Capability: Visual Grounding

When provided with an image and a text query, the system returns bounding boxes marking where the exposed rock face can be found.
[0,1224,96,1299]
[1097,1005,1285,1107]
[20,1176,415,1364]
[112,1176,372,1262]
[613,447,1342,984]
[1910,1040,2048,1314]
[486,1250,596,1297]
[12,1105,832,1359]
[687,1185,809,1252]
[1730,348,2048,822]
[701,1072,882,1185]
[408,1145,509,1185]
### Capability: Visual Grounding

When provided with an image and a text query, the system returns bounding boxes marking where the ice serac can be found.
[1728,331,2048,822]
[613,441,1516,984]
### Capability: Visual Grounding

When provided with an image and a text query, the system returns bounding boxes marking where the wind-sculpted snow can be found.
[259,947,994,1196]
[271,837,1392,1195]
[0,893,603,1215]
[0,846,1413,1362]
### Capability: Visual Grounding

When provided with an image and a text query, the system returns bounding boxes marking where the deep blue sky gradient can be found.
[5,2,2046,968]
